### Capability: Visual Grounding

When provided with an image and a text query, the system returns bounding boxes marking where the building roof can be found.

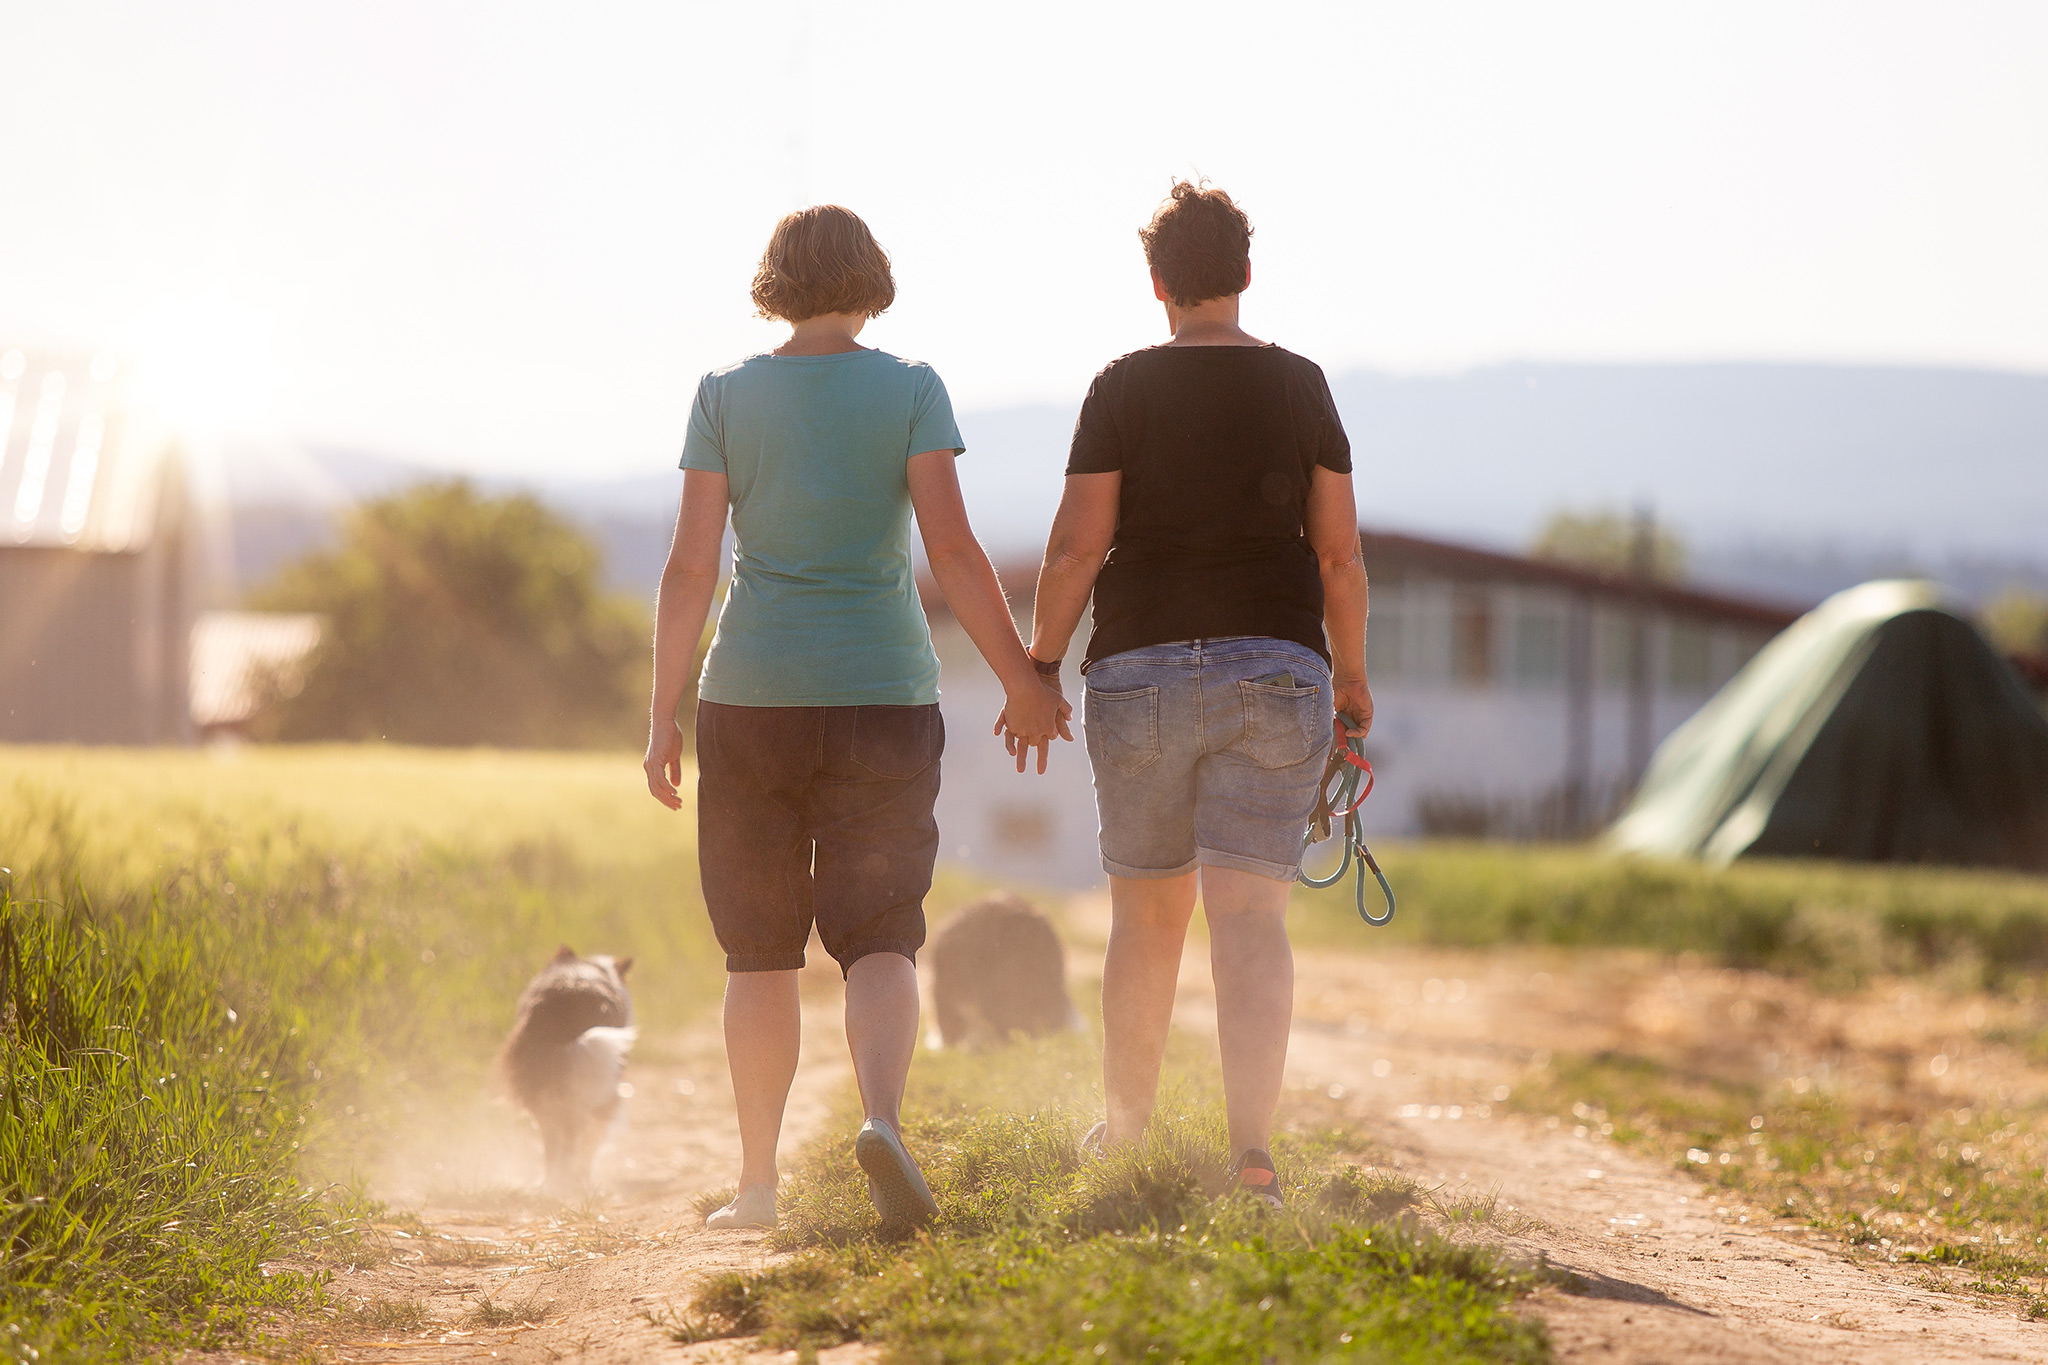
[1359,528,1803,629]
[918,525,1804,630]
[0,346,171,552]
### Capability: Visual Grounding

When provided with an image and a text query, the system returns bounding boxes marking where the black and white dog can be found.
[500,946,635,1196]
[929,895,1079,1048]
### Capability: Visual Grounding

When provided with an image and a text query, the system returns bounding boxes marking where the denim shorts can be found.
[1082,637,1333,882]
[695,701,940,975]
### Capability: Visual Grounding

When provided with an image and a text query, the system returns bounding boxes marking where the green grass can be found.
[1508,1049,2048,1313]
[665,1035,1557,1363]
[0,743,1007,1360]
[0,892,329,1358]
[1296,842,2048,988]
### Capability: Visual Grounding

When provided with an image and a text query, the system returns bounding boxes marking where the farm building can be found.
[923,527,1800,889]
[0,346,194,744]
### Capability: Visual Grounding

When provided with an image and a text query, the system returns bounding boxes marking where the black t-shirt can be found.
[1066,344,1352,667]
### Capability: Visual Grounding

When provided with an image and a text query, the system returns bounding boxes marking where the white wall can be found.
[924,575,1778,886]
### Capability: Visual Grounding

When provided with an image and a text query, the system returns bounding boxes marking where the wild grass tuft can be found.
[677,1033,1550,1362]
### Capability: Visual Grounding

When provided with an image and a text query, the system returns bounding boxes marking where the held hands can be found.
[643,720,685,810]
[1332,674,1375,747]
[992,676,1074,775]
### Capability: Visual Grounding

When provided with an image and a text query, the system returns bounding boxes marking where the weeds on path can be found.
[1513,1049,2048,1314]
[668,1037,1555,1362]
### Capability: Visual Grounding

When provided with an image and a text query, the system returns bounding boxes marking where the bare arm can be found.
[906,449,1072,773]
[1027,471,1120,667]
[643,469,730,809]
[1306,465,1373,741]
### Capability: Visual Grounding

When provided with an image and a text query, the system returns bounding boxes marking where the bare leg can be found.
[724,969,801,1191]
[1202,866,1295,1163]
[845,951,921,1131]
[1100,871,1199,1146]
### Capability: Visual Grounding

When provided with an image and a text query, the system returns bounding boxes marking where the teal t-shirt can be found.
[680,348,964,707]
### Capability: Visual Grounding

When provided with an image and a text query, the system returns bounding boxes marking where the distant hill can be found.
[223,362,2048,605]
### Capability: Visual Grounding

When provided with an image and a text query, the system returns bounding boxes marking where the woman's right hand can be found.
[644,720,685,810]
[993,679,1074,775]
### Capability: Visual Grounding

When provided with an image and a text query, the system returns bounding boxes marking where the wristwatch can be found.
[1028,650,1062,677]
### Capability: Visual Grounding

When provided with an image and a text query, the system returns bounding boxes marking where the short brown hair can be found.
[749,205,896,322]
[1138,181,1254,308]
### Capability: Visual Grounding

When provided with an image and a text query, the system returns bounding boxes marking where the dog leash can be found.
[1297,725,1396,927]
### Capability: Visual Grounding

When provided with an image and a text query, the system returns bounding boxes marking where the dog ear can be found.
[551,944,578,964]
[615,956,634,979]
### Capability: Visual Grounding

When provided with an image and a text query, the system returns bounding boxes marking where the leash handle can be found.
[1298,730,1396,927]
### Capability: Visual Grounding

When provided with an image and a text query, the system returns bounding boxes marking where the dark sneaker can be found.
[1236,1148,1284,1209]
[855,1118,939,1229]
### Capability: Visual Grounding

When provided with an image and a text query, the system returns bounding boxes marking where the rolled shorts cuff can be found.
[726,950,808,974]
[832,940,921,978]
[1197,845,1302,883]
[1102,851,1202,880]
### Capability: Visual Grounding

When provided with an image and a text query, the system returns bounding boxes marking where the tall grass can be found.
[1297,842,2048,986]
[0,891,326,1357]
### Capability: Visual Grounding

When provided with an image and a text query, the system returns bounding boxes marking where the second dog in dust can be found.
[929,895,1080,1048]
[500,946,636,1197]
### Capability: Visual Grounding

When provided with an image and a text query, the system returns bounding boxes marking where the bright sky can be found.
[4,1,2045,479]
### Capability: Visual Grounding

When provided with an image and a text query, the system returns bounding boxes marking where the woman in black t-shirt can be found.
[1002,183,1373,1207]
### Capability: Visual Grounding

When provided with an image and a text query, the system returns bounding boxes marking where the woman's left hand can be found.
[1332,674,1374,746]
[992,678,1074,775]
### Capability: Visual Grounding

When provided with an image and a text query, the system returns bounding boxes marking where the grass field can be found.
[1296,841,2048,988]
[8,743,2048,1358]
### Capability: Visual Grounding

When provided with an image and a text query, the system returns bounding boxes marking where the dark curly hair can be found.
[749,205,896,322]
[1138,181,1253,307]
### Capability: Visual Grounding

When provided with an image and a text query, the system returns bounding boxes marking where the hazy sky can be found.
[4,1,2045,479]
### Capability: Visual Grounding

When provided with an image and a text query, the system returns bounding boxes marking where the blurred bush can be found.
[251,480,647,746]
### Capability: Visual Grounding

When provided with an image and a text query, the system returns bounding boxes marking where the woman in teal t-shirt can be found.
[643,205,1070,1233]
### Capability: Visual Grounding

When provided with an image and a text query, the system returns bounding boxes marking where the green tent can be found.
[1609,580,2048,870]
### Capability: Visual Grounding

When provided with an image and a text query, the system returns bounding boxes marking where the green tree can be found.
[1529,508,1687,581]
[251,481,648,746]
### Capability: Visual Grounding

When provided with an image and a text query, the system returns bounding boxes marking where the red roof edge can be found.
[919,526,1809,632]
[1357,527,1806,629]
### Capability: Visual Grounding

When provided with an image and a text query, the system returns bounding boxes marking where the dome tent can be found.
[1608,580,2048,871]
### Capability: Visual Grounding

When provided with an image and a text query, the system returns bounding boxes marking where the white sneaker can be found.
[704,1184,777,1230]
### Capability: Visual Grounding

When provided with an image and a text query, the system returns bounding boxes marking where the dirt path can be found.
[1258,944,2048,1364]
[299,914,2048,1363]
[302,964,876,1364]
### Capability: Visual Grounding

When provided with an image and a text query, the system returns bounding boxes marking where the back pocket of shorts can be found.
[850,706,939,778]
[1238,678,1325,769]
[1085,685,1161,775]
